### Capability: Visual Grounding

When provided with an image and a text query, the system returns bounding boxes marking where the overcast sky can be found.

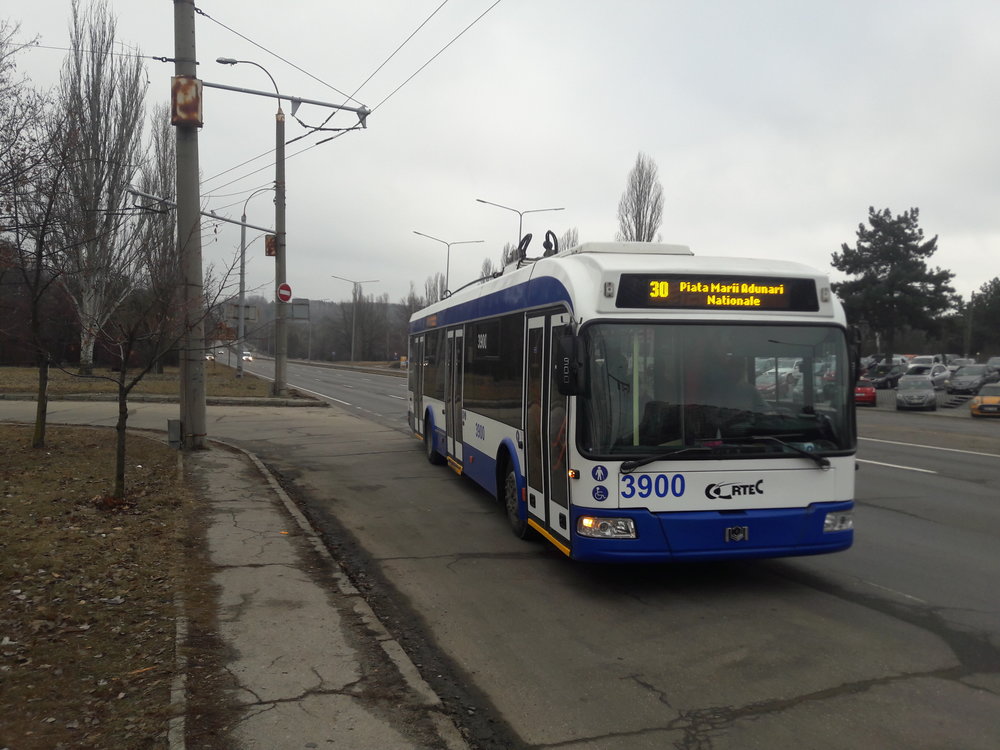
[9,0,1000,306]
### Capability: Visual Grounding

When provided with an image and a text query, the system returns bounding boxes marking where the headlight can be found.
[577,516,637,539]
[823,510,853,533]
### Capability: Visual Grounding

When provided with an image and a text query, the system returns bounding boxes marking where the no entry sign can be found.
[277,283,292,302]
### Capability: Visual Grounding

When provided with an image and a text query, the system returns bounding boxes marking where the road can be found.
[242,359,1000,749]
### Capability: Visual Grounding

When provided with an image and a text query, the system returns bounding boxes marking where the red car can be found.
[854,378,877,406]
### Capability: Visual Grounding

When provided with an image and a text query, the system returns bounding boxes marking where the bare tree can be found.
[480,256,497,278]
[424,272,446,305]
[52,0,148,375]
[135,104,178,373]
[0,20,71,448]
[559,227,579,250]
[500,241,518,267]
[616,152,664,242]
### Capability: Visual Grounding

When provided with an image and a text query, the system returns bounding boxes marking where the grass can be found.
[0,424,223,749]
[0,361,276,399]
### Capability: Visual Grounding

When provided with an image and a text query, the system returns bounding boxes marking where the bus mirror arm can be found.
[555,335,586,396]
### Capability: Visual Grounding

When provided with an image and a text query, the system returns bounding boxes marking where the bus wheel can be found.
[425,427,444,465]
[503,463,531,539]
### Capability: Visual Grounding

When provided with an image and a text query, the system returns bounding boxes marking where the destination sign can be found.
[616,274,819,311]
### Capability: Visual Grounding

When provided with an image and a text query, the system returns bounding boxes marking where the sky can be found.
[7,0,1000,307]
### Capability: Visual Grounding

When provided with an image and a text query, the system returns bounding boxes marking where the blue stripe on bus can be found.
[568,501,854,562]
[409,276,572,332]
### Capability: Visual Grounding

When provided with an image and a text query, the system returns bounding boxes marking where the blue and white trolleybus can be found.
[408,239,856,562]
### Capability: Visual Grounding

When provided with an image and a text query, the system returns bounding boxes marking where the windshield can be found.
[955,365,985,376]
[898,379,932,390]
[979,384,1000,396]
[578,323,854,459]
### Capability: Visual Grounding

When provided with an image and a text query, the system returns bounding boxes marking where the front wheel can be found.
[425,425,444,465]
[503,463,532,539]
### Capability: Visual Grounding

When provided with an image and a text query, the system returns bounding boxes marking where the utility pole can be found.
[274,95,288,396]
[172,0,206,449]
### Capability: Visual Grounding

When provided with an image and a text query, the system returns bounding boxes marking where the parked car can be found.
[868,364,906,390]
[903,363,949,389]
[854,378,877,406]
[908,355,943,366]
[755,367,798,399]
[241,351,254,361]
[947,357,975,373]
[895,376,937,411]
[987,356,1000,369]
[970,383,1000,417]
[969,383,1000,417]
[946,364,999,394]
[205,353,215,361]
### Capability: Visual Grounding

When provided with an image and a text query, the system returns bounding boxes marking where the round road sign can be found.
[277,283,292,302]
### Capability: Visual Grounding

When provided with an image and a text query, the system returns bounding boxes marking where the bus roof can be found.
[410,242,842,329]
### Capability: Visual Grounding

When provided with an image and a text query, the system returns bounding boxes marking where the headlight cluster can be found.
[823,510,853,533]
[577,516,637,539]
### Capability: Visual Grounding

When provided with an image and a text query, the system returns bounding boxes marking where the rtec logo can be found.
[705,480,764,500]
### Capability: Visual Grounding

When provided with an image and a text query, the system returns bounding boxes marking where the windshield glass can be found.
[578,323,854,458]
[980,384,1000,396]
[955,365,985,376]
[898,379,932,390]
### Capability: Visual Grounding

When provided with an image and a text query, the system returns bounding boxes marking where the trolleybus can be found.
[408,238,856,562]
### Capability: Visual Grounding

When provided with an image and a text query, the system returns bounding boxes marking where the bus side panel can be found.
[461,414,522,498]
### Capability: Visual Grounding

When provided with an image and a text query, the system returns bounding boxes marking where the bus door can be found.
[411,334,424,435]
[445,327,464,464]
[524,312,571,542]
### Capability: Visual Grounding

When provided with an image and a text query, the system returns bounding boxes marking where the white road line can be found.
[861,579,927,604]
[389,395,405,400]
[291,383,352,405]
[857,458,936,474]
[860,436,1000,459]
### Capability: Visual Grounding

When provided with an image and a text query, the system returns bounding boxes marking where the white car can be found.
[241,351,253,361]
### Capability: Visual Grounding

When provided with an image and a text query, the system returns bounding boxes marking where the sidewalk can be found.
[0,400,468,749]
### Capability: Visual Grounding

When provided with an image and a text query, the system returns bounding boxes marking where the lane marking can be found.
[857,458,936,474]
[291,383,352,406]
[390,395,405,400]
[860,436,1000,459]
[861,579,927,604]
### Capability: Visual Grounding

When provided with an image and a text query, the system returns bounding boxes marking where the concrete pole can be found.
[237,213,246,378]
[173,0,206,449]
[273,103,288,396]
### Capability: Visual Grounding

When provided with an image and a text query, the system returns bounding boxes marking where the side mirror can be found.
[554,335,585,396]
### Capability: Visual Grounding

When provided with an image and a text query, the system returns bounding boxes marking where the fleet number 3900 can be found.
[620,473,686,499]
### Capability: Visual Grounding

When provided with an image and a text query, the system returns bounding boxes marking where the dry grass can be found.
[0,362,273,398]
[0,425,210,748]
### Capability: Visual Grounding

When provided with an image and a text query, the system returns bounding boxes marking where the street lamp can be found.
[412,231,484,292]
[331,274,378,363]
[475,198,564,249]
[217,57,288,397]
[237,187,273,379]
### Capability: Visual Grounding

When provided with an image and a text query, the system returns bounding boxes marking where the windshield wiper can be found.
[735,435,831,468]
[620,446,712,473]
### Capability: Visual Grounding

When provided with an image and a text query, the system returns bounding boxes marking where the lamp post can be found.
[217,57,288,396]
[237,187,273,378]
[412,231,484,292]
[475,198,564,248]
[331,274,378,362]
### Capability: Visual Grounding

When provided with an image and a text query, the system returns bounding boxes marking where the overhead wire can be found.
[197,1,502,195]
[194,5,362,106]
